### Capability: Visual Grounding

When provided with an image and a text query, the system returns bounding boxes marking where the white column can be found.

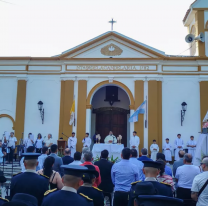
[73,79,78,134]
[86,108,92,134]
[144,79,148,150]
[130,109,134,137]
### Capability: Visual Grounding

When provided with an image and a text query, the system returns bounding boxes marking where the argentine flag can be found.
[128,100,146,122]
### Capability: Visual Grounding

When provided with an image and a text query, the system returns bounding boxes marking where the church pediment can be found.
[58,31,166,59]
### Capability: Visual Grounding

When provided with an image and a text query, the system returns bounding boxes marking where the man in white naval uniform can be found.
[174,134,184,161]
[187,136,197,160]
[130,131,140,155]
[82,133,91,151]
[68,132,77,158]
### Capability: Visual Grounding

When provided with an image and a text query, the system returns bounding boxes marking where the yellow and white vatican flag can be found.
[69,98,75,125]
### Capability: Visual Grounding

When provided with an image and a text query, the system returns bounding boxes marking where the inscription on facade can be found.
[75,65,153,70]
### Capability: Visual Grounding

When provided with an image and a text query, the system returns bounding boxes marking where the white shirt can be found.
[191,171,208,206]
[175,165,200,189]
[150,144,159,152]
[68,137,77,149]
[24,137,33,148]
[61,186,77,193]
[174,138,184,149]
[45,138,52,148]
[82,137,91,147]
[20,157,25,172]
[130,135,140,148]
[70,160,82,165]
[187,140,197,150]
[36,139,43,148]
[7,136,17,148]
[38,154,48,170]
[163,143,172,150]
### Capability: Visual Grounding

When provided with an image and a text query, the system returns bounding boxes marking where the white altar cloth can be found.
[92,143,124,160]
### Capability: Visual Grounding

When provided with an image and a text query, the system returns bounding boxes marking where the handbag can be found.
[198,179,208,197]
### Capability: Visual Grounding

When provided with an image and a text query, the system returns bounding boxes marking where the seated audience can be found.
[94,150,114,194]
[49,144,64,176]
[191,157,208,206]
[78,165,104,206]
[111,148,139,206]
[156,153,172,177]
[70,152,82,165]
[81,147,89,163]
[37,156,63,190]
[62,148,74,165]
[137,148,152,161]
[37,146,48,170]
[173,150,185,177]
[175,153,200,199]
[81,151,101,187]
[20,146,35,172]
[156,159,175,192]
[129,149,145,181]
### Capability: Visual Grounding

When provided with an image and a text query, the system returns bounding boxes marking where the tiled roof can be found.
[183,0,198,23]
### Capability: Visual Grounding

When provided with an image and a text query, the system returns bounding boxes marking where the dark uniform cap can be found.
[82,165,99,180]
[61,165,89,177]
[3,193,38,206]
[134,182,157,196]
[22,153,41,160]
[142,161,162,169]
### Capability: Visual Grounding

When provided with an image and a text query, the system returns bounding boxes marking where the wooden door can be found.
[95,107,128,147]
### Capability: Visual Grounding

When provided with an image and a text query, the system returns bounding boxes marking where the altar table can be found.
[92,143,124,160]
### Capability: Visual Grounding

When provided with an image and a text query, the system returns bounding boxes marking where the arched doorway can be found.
[0,114,15,137]
[91,86,131,147]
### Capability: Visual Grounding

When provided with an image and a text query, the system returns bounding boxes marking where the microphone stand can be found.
[61,133,68,138]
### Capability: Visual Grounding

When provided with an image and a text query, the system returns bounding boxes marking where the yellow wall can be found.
[58,80,74,141]
[148,81,162,153]
[15,80,27,141]
[77,80,87,151]
[200,81,208,127]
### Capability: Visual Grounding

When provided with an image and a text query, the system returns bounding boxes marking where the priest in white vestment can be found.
[163,138,172,162]
[174,134,184,161]
[187,136,197,159]
[82,133,91,150]
[130,131,140,154]
[68,132,77,158]
[150,140,159,161]
[104,131,117,144]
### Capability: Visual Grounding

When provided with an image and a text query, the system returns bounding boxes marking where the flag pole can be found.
[145,96,147,128]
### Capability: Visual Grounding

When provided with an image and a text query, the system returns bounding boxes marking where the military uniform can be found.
[42,187,93,206]
[128,162,173,206]
[42,165,93,206]
[78,185,104,206]
[10,153,49,206]
[0,197,9,206]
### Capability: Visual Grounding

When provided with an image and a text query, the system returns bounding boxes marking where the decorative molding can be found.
[77,77,89,81]
[101,43,123,56]
[108,77,114,83]
[60,77,76,81]
[0,114,15,130]
[92,107,130,114]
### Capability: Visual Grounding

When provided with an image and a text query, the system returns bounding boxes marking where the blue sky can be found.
[0,0,194,56]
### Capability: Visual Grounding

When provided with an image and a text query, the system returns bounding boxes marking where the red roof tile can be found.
[183,0,198,23]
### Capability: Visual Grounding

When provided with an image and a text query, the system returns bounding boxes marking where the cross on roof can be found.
[109,18,116,31]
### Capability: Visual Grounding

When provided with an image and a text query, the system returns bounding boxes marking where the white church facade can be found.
[1,0,208,153]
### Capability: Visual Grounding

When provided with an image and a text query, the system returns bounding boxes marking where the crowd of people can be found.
[0,131,207,206]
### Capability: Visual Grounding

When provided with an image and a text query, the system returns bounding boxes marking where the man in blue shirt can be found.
[111,148,139,206]
[129,149,145,181]
[137,148,153,161]
[156,153,172,177]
